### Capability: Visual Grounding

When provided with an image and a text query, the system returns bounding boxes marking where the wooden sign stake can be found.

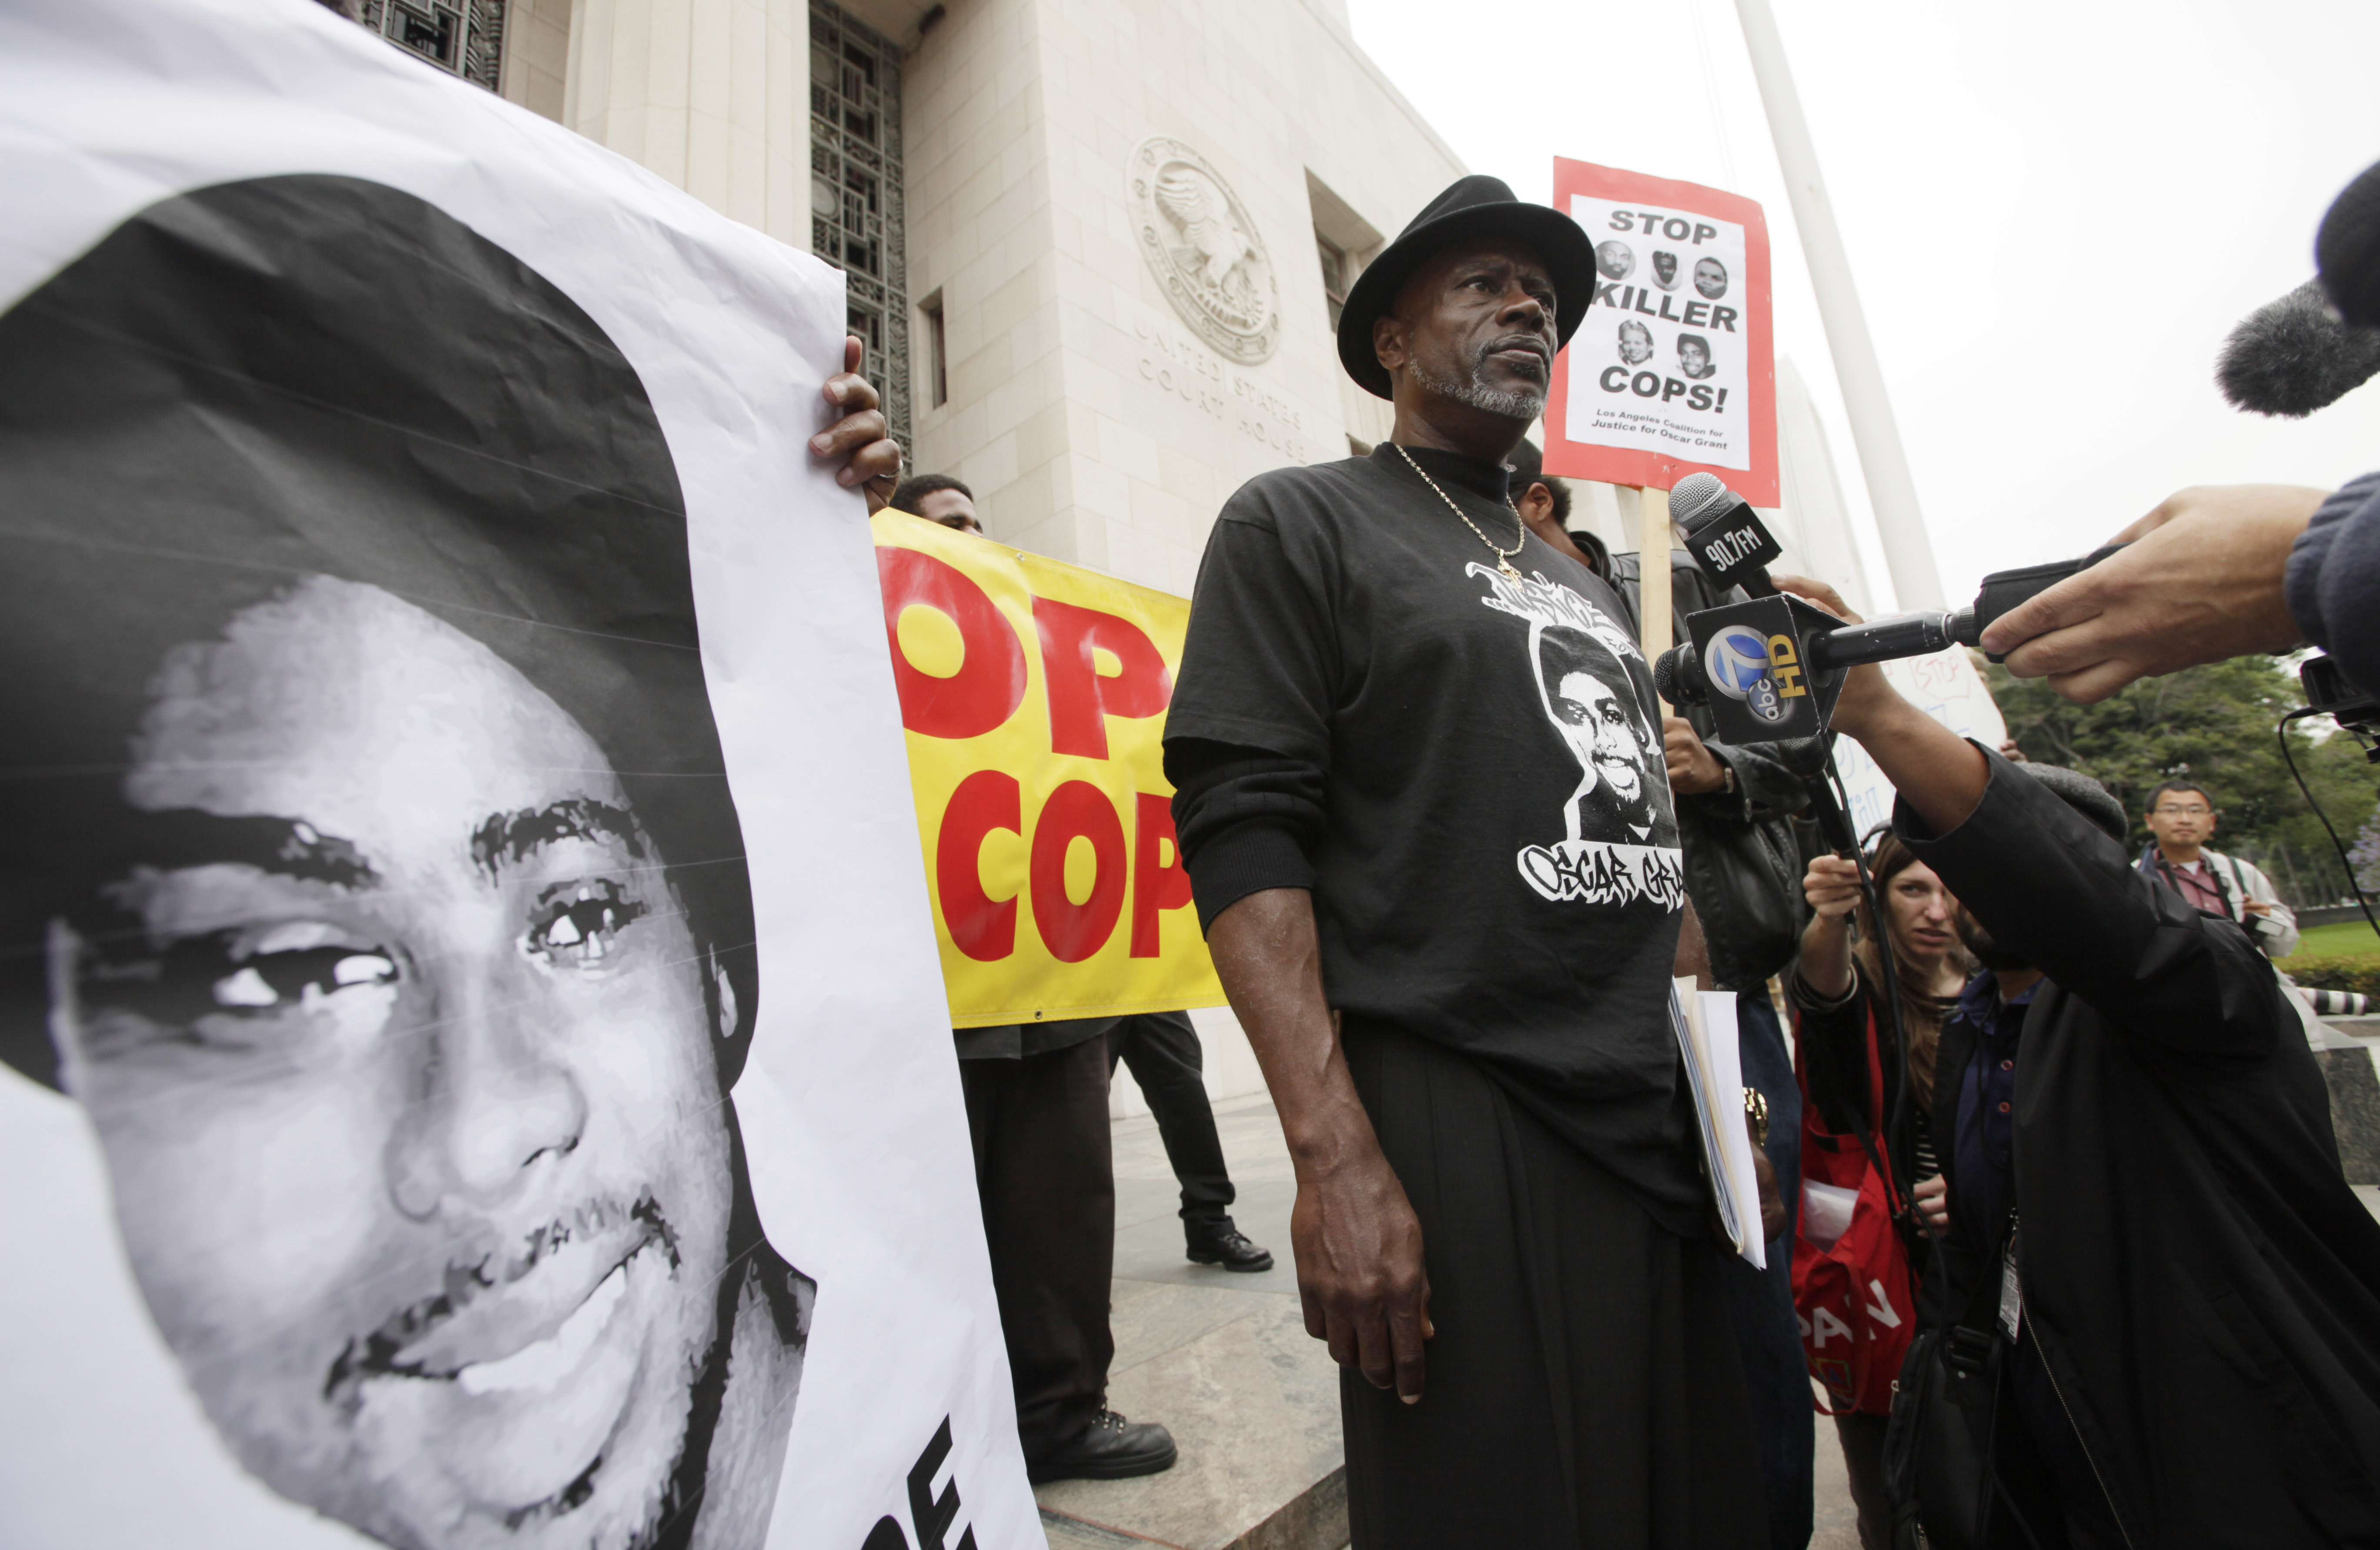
[1638,485,1673,710]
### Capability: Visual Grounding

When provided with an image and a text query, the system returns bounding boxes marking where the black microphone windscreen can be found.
[1668,471,1729,531]
[2319,159,2380,329]
[2215,279,2380,417]
[1654,643,1706,706]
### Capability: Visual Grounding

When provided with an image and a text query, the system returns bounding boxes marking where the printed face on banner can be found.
[3,10,1033,1550]
[1,176,819,1550]
[1564,195,1752,472]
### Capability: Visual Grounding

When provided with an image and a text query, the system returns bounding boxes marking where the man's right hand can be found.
[1291,1117,1434,1403]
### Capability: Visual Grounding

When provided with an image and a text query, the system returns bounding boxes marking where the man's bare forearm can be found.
[1835,693,1991,838]
[1203,887,1377,1172]
[1204,885,1432,1399]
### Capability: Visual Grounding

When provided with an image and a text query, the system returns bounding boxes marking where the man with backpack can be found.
[2136,778,2300,959]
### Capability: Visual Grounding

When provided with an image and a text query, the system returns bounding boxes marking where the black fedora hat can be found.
[1336,174,1595,400]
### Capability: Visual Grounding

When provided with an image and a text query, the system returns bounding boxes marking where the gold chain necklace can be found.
[1395,443,1527,581]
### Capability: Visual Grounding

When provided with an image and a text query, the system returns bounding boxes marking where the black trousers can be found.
[959,1035,1113,1459]
[1106,1010,1235,1233]
[1338,1021,1768,1550]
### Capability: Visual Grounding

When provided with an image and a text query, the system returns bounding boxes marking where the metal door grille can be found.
[810,3,910,450]
[358,0,505,92]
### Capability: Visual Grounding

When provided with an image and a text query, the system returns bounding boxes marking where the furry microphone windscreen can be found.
[2319,158,2380,328]
[2215,279,2380,417]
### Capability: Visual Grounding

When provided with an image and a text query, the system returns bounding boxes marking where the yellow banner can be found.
[872,509,1226,1027]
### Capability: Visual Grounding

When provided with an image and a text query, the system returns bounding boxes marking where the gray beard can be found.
[1414,356,1546,422]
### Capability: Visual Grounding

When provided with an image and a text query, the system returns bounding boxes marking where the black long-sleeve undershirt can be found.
[1164,737,1324,930]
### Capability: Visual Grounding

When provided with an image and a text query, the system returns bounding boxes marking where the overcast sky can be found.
[1346,0,2380,610]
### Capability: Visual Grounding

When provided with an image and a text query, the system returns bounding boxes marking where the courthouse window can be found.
[1317,235,1350,330]
[811,3,911,449]
[1306,173,1383,341]
[358,0,505,92]
[920,291,949,409]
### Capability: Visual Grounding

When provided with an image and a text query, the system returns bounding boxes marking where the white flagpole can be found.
[1730,0,1945,610]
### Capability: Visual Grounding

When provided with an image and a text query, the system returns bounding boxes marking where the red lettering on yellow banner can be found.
[878,547,1026,739]
[1030,780,1127,962]
[1032,595,1172,759]
[937,769,1021,961]
[1132,792,1192,958]
[875,510,1223,1022]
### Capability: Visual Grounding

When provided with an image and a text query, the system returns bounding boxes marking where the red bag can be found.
[1790,997,1918,1416]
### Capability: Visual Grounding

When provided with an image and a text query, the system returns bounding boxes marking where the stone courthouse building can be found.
[382,0,1461,599]
[351,0,1877,608]
[354,0,1877,1126]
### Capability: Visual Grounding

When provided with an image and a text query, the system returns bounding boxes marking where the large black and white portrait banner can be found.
[0,3,1033,1547]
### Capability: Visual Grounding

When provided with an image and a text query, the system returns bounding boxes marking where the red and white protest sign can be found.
[1544,159,1778,503]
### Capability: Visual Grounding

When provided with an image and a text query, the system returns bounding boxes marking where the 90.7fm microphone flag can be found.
[1543,159,1779,504]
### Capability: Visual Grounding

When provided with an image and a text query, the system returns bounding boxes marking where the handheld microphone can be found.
[1655,609,1968,707]
[1668,471,1782,597]
[1655,477,2128,742]
[2215,279,2380,418]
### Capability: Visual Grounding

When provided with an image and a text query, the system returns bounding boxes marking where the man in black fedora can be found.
[1166,176,1763,1545]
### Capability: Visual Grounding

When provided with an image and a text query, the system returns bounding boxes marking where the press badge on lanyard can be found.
[1999,1220,2024,1341]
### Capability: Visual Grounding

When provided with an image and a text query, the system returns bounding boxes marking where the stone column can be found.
[563,0,810,250]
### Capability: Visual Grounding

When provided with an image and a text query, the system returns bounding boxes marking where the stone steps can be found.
[1033,1098,1343,1550]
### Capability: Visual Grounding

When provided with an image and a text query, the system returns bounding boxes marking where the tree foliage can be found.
[1985,653,2379,901]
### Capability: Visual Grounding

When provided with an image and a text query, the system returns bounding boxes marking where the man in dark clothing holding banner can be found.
[1166,175,1762,1546]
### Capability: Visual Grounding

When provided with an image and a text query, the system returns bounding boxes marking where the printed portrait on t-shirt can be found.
[0,175,812,1550]
[1467,565,1684,910]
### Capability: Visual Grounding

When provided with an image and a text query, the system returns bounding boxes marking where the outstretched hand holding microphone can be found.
[1984,156,2380,704]
[1974,485,2323,704]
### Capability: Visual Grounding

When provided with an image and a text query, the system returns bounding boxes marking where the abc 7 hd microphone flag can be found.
[0,3,1040,1549]
[1681,595,1840,745]
[1543,159,1780,504]
[873,509,1228,1027]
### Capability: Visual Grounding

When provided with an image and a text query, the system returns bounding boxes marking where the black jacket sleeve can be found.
[1895,746,2294,1064]
[1698,738,1812,825]
[2288,471,2380,699]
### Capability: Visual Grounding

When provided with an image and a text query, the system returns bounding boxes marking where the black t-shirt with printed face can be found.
[1168,444,1703,1231]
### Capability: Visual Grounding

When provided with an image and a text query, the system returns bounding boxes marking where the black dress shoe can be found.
[1185,1222,1274,1273]
[1027,1410,1178,1483]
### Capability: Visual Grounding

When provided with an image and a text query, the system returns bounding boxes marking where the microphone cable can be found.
[2277,708,2380,939]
